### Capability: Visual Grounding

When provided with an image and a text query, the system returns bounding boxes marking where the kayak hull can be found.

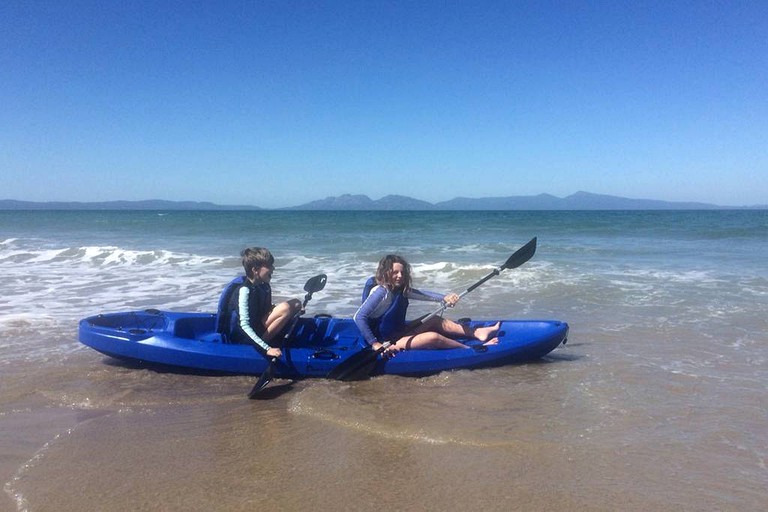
[78,310,569,377]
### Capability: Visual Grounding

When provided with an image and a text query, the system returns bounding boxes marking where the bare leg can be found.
[261,299,302,342]
[419,317,501,342]
[393,331,470,350]
[388,318,503,351]
[418,316,466,337]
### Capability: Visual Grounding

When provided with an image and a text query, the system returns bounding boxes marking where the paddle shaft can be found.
[417,237,536,325]
[418,267,501,325]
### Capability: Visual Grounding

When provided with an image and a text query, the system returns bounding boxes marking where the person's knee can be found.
[275,299,299,315]
[419,332,441,344]
[288,298,302,313]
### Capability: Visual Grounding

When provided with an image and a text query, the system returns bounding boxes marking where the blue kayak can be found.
[78,309,569,377]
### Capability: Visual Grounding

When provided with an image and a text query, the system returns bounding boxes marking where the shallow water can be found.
[1,210,767,511]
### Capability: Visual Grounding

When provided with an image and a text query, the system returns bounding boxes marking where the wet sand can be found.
[0,391,656,512]
[3,326,766,512]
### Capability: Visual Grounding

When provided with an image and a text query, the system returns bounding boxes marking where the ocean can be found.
[1,209,766,511]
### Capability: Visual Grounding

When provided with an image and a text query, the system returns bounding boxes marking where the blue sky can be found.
[2,1,766,208]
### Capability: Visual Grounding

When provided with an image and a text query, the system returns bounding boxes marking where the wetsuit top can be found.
[353,277,444,346]
[222,277,273,351]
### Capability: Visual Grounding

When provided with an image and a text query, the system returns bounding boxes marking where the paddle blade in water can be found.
[327,348,381,381]
[248,358,276,399]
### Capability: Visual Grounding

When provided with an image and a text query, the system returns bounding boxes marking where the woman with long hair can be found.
[353,254,500,356]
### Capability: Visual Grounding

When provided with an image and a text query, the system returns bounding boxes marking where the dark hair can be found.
[375,254,412,292]
[241,247,274,278]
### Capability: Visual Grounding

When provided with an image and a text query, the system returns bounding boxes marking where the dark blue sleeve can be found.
[353,286,387,345]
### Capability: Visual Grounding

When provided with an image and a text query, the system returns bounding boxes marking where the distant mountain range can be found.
[284,192,755,210]
[1,192,764,211]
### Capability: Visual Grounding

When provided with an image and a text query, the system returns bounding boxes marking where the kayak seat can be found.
[322,321,363,349]
[291,317,332,347]
[174,315,216,340]
[362,276,376,302]
[215,275,246,343]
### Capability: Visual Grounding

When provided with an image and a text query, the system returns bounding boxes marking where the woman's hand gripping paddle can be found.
[248,273,327,398]
[327,237,537,381]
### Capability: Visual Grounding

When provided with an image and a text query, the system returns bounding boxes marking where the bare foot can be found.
[474,322,501,342]
[482,337,500,346]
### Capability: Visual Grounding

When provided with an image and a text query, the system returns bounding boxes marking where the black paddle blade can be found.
[502,237,537,270]
[327,347,381,381]
[248,358,276,399]
[305,274,327,293]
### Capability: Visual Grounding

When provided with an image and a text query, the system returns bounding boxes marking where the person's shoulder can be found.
[368,284,388,298]
[239,280,257,293]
